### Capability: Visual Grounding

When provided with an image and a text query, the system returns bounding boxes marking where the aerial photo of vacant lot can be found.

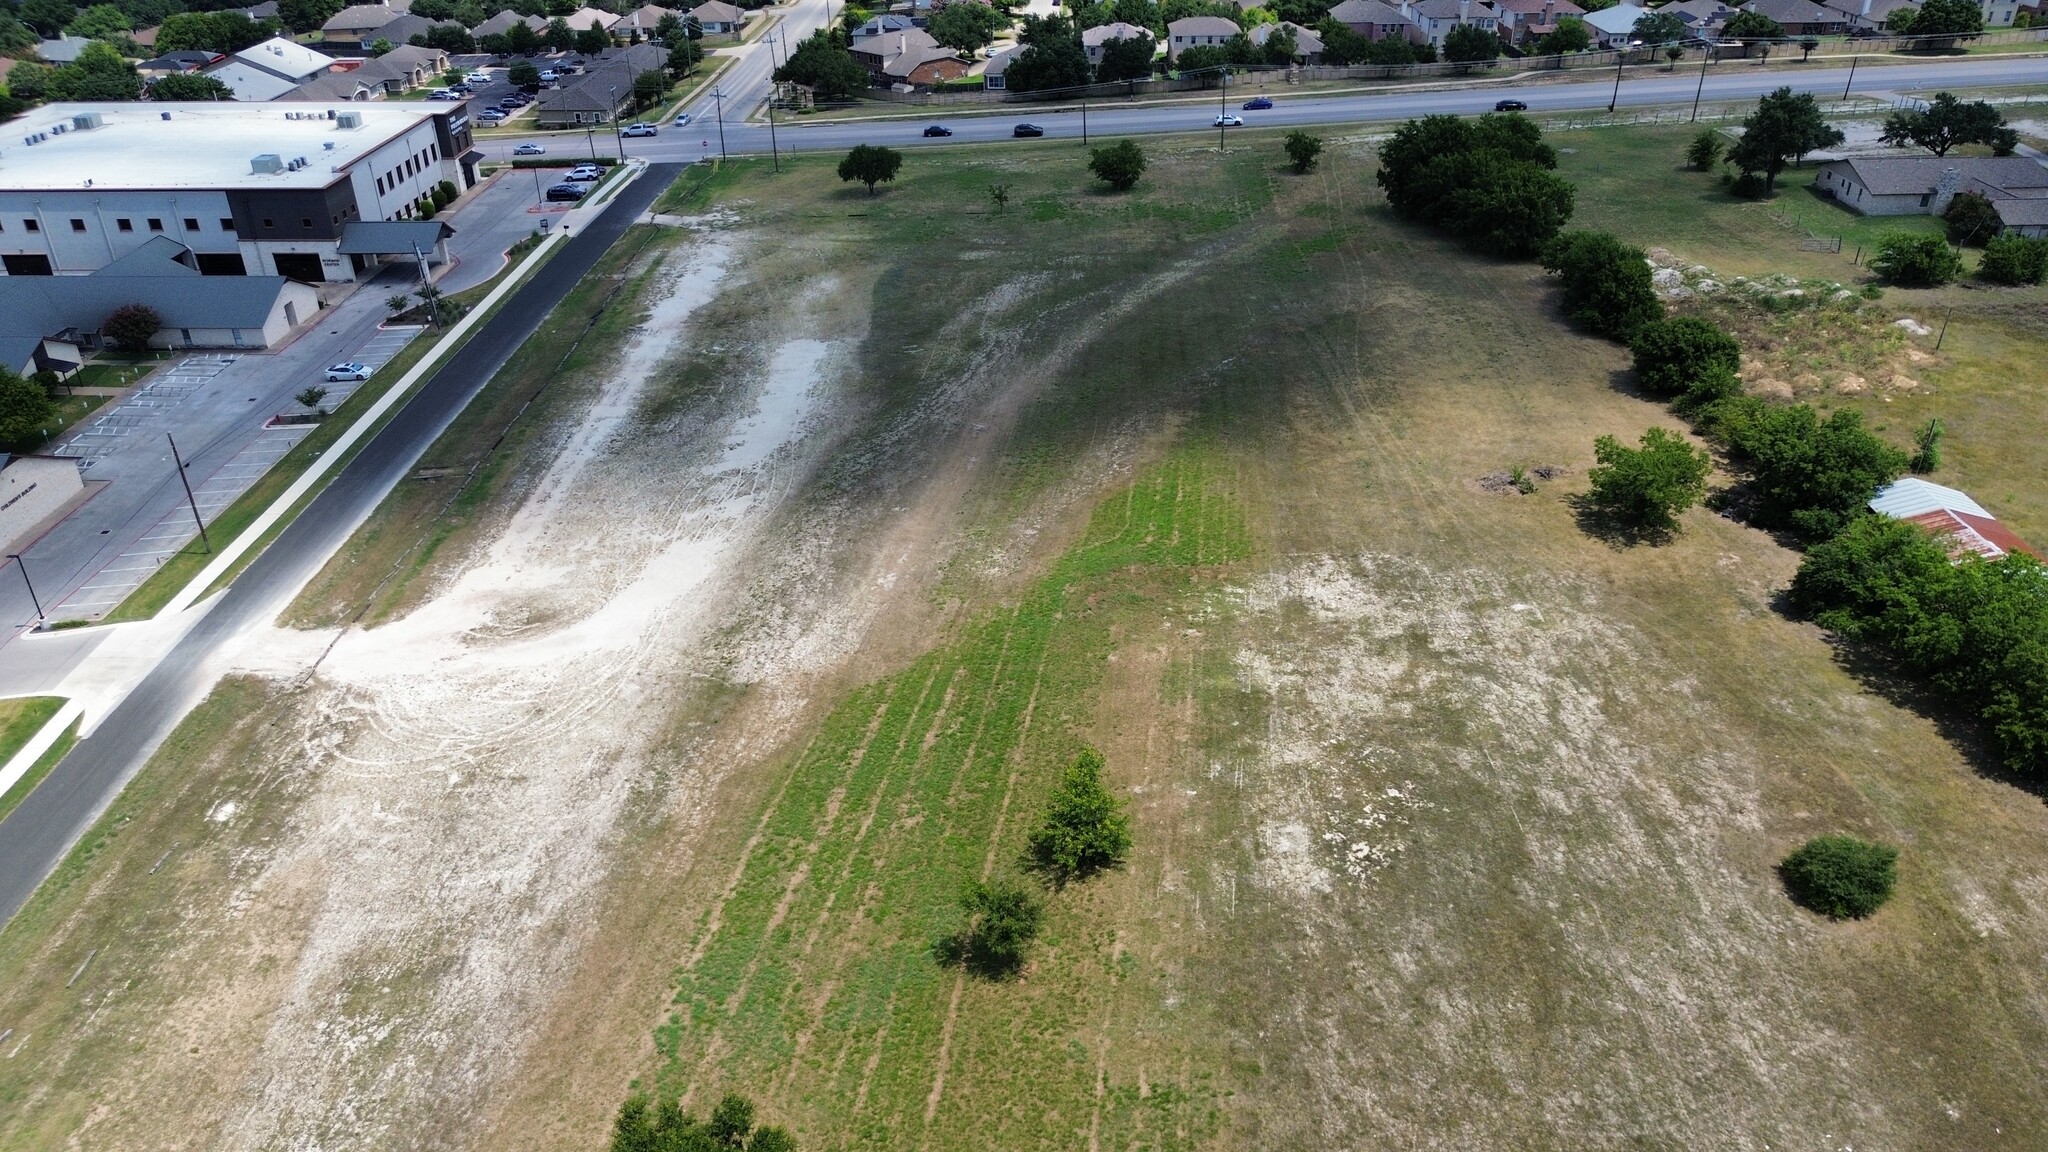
[2,101,2046,1152]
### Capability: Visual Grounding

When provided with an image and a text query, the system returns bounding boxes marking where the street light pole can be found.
[1690,44,1710,122]
[1219,67,1227,151]
[1081,95,1087,145]
[711,87,727,160]
[609,85,623,156]
[767,87,780,172]
[7,554,43,624]
[412,243,439,327]
[166,433,211,553]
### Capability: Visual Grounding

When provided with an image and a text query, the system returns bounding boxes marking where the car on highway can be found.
[567,164,603,181]
[324,362,370,382]
[922,124,953,137]
[1243,96,1272,110]
[1213,113,1244,127]
[1013,122,1044,137]
[673,111,693,126]
[545,182,587,202]
[622,122,658,137]
[1493,98,1528,111]
[514,142,546,155]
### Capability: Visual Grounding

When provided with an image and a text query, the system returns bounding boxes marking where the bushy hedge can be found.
[1629,316,1742,399]
[1713,400,1908,541]
[1780,835,1898,919]
[1540,230,1662,341]
[1869,231,1964,287]
[1980,233,2048,286]
[1791,514,2048,774]
[1377,114,1575,258]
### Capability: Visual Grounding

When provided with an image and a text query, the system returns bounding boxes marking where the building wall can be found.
[0,456,84,556]
[1815,167,1939,215]
[0,189,238,274]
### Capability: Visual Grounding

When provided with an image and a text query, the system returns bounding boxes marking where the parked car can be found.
[324,362,370,382]
[466,70,490,83]
[514,142,546,155]
[545,182,587,202]
[1242,96,1272,110]
[622,122,658,137]
[673,111,693,126]
[428,88,457,100]
[1493,98,1528,111]
[1213,113,1244,127]
[448,82,472,94]
[478,108,506,122]
[922,124,953,137]
[567,164,603,181]
[1013,122,1044,137]
[538,69,558,81]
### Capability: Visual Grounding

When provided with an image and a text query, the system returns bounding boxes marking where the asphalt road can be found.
[0,163,687,930]
[476,54,2048,163]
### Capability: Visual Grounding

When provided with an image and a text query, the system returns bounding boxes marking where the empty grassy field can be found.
[2,114,2046,1152]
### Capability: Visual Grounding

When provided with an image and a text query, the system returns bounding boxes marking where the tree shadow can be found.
[930,931,1026,981]
[1567,492,1677,548]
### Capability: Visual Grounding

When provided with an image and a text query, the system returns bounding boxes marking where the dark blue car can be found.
[1243,96,1273,110]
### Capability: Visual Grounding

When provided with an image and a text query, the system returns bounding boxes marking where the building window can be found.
[184,217,199,231]
[148,218,164,232]
[117,218,133,231]
[71,218,87,232]
[301,217,312,228]
[221,217,236,231]
[263,218,274,228]
[25,219,39,232]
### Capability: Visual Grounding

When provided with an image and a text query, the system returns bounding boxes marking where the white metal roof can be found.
[1869,477,1991,521]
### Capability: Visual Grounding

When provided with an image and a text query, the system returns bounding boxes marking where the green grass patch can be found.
[0,711,77,827]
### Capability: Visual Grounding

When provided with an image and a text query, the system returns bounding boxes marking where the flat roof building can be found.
[0,101,478,283]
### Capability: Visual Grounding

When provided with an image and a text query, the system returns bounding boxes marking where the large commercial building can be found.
[0,101,478,284]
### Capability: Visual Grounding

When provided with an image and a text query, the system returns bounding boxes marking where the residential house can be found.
[353,12,463,49]
[1493,0,1585,44]
[1082,20,1153,64]
[1655,0,1740,35]
[283,42,448,97]
[850,13,919,39]
[1579,2,1651,44]
[204,36,335,100]
[474,9,548,37]
[532,43,671,124]
[1249,19,1325,59]
[849,28,964,86]
[1327,0,1422,39]
[1980,0,2023,24]
[36,37,94,64]
[323,3,407,43]
[559,7,620,32]
[688,0,749,35]
[1737,0,1848,33]
[137,50,221,77]
[1814,155,2048,214]
[1165,15,1241,60]
[1819,0,1918,27]
[1870,478,2037,561]
[1990,196,2048,237]
[1398,0,1501,46]
[609,4,680,37]
[981,43,1022,88]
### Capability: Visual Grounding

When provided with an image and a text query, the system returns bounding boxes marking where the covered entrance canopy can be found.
[337,220,456,276]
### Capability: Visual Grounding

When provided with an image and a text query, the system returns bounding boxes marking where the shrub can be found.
[1628,316,1741,397]
[1979,233,2048,286]
[102,303,162,355]
[1540,230,1662,341]
[1685,128,1723,170]
[608,1090,789,1152]
[1586,427,1712,534]
[1941,190,2003,246]
[938,877,1043,979]
[436,179,458,205]
[0,369,58,448]
[1910,417,1942,473]
[1282,129,1322,174]
[1728,171,1768,200]
[836,144,903,195]
[1779,835,1898,919]
[1024,748,1131,888]
[1088,139,1146,191]
[1377,114,1569,255]
[1868,231,1963,287]
[1729,404,1908,540]
[1676,364,1743,413]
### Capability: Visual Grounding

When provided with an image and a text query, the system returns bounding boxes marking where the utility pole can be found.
[166,434,211,553]
[609,85,624,155]
[1841,52,1858,101]
[1690,45,1710,122]
[412,243,439,327]
[1608,42,1628,113]
[1219,67,1227,152]
[711,87,727,160]
[1081,94,1087,144]
[767,86,780,172]
[7,554,43,624]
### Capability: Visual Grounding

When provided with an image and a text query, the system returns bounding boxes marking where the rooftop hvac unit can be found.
[161,111,172,120]
[323,140,335,150]
[71,113,103,131]
[335,111,363,130]
[251,153,283,174]
[326,109,337,119]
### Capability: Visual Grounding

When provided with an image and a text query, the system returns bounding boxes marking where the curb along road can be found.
[0,161,689,931]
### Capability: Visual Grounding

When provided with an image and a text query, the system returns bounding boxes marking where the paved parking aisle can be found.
[60,355,236,472]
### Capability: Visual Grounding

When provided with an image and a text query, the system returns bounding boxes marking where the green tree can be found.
[940,877,1044,979]
[1537,14,1590,52]
[9,62,54,104]
[1173,41,1229,77]
[775,30,869,99]
[1314,16,1370,61]
[1628,316,1740,397]
[1024,748,1132,887]
[19,0,79,38]
[1868,230,1963,286]
[667,37,703,74]
[508,58,541,86]
[1008,14,1090,90]
[1721,9,1782,41]
[631,67,667,106]
[1088,138,1146,190]
[149,72,234,99]
[506,20,542,53]
[1979,233,2048,285]
[46,40,144,100]
[1779,836,1897,920]
[929,0,1006,53]
[63,2,130,39]
[154,10,271,51]
[1540,230,1662,340]
[1727,86,1844,193]
[0,370,58,448]
[545,15,574,48]
[708,1094,755,1147]
[574,23,609,53]
[1631,9,1685,43]
[1685,127,1724,169]
[1900,0,1982,39]
[748,1127,799,1152]
[368,36,394,54]
[1728,404,1908,539]
[293,386,330,414]
[1282,128,1322,173]
[1093,30,1155,81]
[415,24,476,52]
[1260,23,1298,63]
[1586,427,1711,534]
[836,143,902,194]
[1442,22,1500,63]
[653,11,682,40]
[1879,91,2008,157]
[1941,190,2003,245]
[0,14,38,54]
[278,0,344,32]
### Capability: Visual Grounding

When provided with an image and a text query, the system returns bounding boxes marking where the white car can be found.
[567,164,603,181]
[466,70,490,84]
[673,112,692,126]
[324,362,370,382]
[513,142,546,155]
[621,122,658,137]
[1213,114,1244,127]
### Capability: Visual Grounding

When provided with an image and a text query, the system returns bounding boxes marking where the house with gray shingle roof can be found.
[1814,155,2048,216]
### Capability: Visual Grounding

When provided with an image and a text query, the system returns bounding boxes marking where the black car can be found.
[1013,122,1044,137]
[923,124,953,137]
[1493,98,1528,112]
[545,182,587,202]
[1243,96,1273,110]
